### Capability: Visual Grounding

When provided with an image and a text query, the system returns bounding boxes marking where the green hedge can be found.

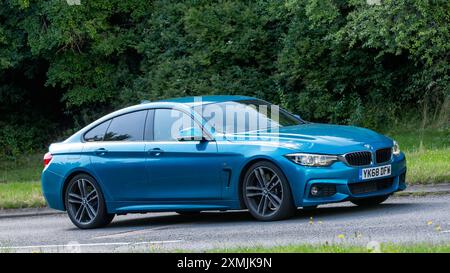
[0,0,448,155]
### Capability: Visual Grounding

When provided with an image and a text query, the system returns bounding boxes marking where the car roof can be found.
[155,95,257,106]
[104,96,257,123]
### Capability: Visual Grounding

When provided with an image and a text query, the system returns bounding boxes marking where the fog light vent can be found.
[400,172,406,184]
[309,184,337,198]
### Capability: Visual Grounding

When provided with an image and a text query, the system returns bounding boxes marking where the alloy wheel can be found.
[67,178,99,225]
[244,166,283,217]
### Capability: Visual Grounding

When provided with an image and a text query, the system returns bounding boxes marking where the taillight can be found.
[43,152,53,167]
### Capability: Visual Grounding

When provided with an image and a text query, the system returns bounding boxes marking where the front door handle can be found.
[148,148,164,156]
[94,148,108,156]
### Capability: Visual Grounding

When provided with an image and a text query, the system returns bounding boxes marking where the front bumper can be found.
[284,152,407,207]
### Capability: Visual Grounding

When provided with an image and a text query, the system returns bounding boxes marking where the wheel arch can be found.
[61,169,103,210]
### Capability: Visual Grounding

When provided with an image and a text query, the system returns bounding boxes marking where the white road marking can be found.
[0,240,183,250]
[441,230,450,233]
[91,225,176,240]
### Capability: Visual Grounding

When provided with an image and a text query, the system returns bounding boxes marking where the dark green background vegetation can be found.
[1,0,449,157]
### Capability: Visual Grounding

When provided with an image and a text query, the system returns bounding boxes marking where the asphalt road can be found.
[1,194,450,253]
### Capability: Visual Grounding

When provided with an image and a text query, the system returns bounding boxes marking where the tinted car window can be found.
[84,120,111,142]
[104,111,147,142]
[154,109,199,141]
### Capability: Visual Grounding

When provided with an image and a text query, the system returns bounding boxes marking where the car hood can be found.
[224,123,393,154]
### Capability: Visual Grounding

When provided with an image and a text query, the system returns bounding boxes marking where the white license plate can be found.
[360,165,391,180]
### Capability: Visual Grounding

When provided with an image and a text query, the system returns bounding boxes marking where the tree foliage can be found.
[0,0,448,155]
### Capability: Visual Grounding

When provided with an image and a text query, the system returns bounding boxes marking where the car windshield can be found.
[193,99,303,134]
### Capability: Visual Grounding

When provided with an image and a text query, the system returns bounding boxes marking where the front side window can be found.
[153,109,200,141]
[84,120,111,142]
[104,110,147,141]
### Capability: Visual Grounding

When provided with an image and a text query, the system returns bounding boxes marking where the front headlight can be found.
[393,140,401,156]
[285,153,338,167]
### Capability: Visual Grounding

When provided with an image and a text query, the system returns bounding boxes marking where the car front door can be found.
[144,108,223,201]
[86,110,149,202]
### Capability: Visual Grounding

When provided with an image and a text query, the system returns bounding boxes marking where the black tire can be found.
[65,174,114,229]
[242,161,296,221]
[351,195,390,207]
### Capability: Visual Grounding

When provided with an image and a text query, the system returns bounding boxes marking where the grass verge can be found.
[0,153,42,183]
[208,243,450,253]
[404,148,450,184]
[0,182,46,209]
[386,127,449,184]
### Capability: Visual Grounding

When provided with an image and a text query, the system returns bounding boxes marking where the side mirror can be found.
[177,127,205,141]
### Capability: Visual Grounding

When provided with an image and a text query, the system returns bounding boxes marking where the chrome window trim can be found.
[81,107,214,143]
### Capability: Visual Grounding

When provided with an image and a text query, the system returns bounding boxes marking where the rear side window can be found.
[104,110,147,142]
[84,120,111,142]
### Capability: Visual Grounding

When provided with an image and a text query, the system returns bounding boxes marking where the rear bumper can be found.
[41,169,66,211]
[285,152,407,207]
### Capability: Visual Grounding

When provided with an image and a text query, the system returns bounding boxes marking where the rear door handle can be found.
[148,148,164,156]
[94,148,108,156]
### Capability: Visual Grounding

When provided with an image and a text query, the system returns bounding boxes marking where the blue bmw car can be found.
[42,96,407,229]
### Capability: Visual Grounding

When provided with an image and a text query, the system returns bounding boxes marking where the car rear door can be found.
[86,110,149,202]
